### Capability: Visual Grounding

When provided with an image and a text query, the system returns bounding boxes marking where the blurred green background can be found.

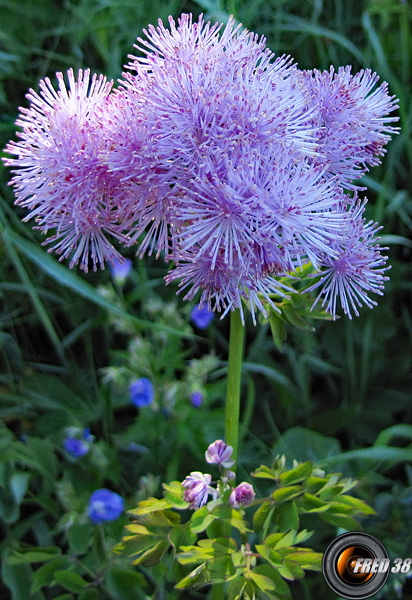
[0,0,411,599]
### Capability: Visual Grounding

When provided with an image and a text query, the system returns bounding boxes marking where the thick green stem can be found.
[225,308,244,469]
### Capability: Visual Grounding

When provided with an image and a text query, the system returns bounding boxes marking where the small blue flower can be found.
[89,489,124,524]
[110,258,132,284]
[64,437,89,458]
[129,378,154,407]
[190,391,202,408]
[190,304,214,329]
[83,427,94,441]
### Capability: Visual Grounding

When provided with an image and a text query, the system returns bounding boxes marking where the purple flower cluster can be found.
[182,440,255,510]
[182,472,218,509]
[4,14,398,320]
[205,439,235,469]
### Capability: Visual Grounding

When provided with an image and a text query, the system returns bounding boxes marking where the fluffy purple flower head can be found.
[64,437,89,458]
[116,13,397,322]
[3,13,398,323]
[205,440,235,469]
[301,66,399,189]
[190,391,203,408]
[129,378,154,407]
[229,482,255,508]
[182,472,218,509]
[3,69,137,272]
[306,200,389,319]
[89,488,124,524]
[190,304,214,329]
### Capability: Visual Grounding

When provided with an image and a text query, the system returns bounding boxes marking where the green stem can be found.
[210,310,244,600]
[225,308,244,469]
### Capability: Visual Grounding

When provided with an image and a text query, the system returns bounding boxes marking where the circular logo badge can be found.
[322,532,390,599]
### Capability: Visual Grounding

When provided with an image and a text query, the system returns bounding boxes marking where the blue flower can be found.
[190,391,202,408]
[89,489,124,524]
[64,437,89,458]
[129,378,154,407]
[190,304,214,329]
[83,427,94,441]
[110,258,132,283]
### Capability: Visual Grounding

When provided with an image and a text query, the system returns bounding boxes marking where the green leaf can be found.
[251,564,291,595]
[105,566,147,600]
[320,513,360,530]
[227,576,248,600]
[275,501,299,530]
[277,563,296,581]
[266,530,296,550]
[175,562,209,589]
[68,522,93,555]
[248,571,277,593]
[322,445,412,466]
[338,495,376,515]
[169,522,197,552]
[303,476,328,494]
[280,462,312,485]
[251,465,277,480]
[374,424,412,446]
[26,437,59,478]
[127,498,170,516]
[31,557,72,593]
[163,481,189,509]
[208,555,236,582]
[281,304,314,331]
[272,427,341,463]
[132,539,169,567]
[2,557,46,600]
[54,570,88,593]
[256,545,283,566]
[212,505,250,534]
[283,559,305,579]
[7,547,61,564]
[10,472,30,505]
[122,533,166,562]
[319,484,345,501]
[300,493,328,513]
[286,551,323,571]
[176,546,211,565]
[253,501,274,535]
[271,485,302,504]
[78,590,99,600]
[190,506,216,534]
[269,311,287,351]
[253,564,291,596]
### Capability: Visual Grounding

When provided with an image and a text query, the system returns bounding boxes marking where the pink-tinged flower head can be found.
[182,472,218,509]
[3,69,136,272]
[229,482,255,508]
[205,440,235,468]
[301,66,399,189]
[117,14,318,262]
[306,199,389,319]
